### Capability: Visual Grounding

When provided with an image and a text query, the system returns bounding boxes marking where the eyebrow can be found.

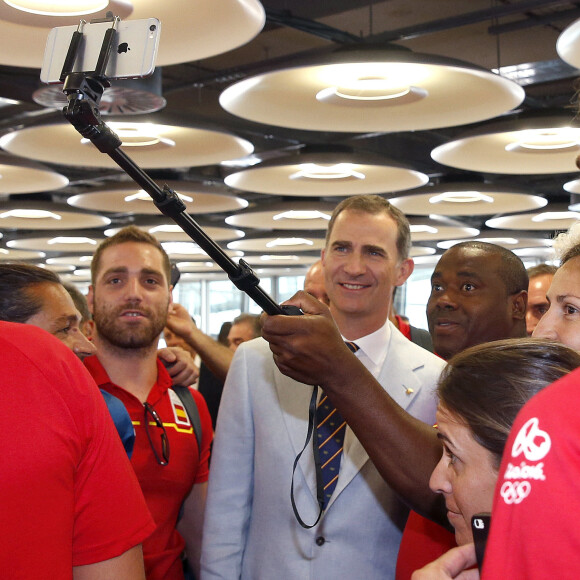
[436,431,456,449]
[101,266,165,278]
[431,270,484,281]
[554,293,580,303]
[331,240,387,255]
[50,313,80,329]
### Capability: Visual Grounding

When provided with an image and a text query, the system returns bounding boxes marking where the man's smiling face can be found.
[322,209,412,335]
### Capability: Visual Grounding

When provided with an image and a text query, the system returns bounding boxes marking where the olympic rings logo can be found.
[500,481,531,504]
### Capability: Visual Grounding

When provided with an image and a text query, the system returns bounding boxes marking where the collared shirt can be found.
[84,355,212,580]
[342,319,391,378]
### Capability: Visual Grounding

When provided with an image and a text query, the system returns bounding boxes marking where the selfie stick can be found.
[59,17,297,316]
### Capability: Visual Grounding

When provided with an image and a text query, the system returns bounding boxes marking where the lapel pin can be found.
[403,385,414,396]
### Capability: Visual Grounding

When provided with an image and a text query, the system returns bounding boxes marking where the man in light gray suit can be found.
[201,195,446,579]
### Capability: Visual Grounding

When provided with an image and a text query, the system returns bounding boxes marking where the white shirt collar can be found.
[342,320,391,372]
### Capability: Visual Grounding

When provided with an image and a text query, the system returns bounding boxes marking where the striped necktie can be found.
[316,341,359,508]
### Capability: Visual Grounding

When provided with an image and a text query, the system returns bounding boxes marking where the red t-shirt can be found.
[483,369,580,579]
[0,322,154,578]
[395,511,456,580]
[85,355,213,580]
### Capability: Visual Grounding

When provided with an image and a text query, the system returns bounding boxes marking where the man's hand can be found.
[411,543,479,580]
[261,291,358,388]
[166,302,197,342]
[158,346,199,387]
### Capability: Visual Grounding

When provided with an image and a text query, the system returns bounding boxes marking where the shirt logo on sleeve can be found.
[500,417,551,505]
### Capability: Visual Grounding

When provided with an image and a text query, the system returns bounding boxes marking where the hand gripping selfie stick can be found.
[58,16,299,316]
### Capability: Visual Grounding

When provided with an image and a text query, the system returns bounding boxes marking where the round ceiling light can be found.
[389,183,548,216]
[225,201,336,231]
[67,182,249,215]
[224,150,428,196]
[557,18,580,69]
[431,116,580,174]
[0,153,68,194]
[3,0,109,17]
[486,207,580,230]
[0,122,254,169]
[0,0,264,67]
[219,47,524,132]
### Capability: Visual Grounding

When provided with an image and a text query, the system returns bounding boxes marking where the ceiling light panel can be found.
[432,117,580,174]
[226,202,336,231]
[225,152,428,196]
[219,49,524,132]
[67,183,249,215]
[389,185,547,216]
[0,0,264,67]
[0,123,254,169]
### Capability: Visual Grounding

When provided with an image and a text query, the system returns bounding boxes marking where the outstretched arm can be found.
[166,303,233,382]
[261,291,445,520]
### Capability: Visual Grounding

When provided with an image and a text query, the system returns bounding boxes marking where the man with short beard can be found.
[84,226,212,580]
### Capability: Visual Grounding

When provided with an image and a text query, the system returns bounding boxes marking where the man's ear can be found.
[87,285,95,315]
[395,258,415,286]
[511,290,528,320]
[167,285,173,313]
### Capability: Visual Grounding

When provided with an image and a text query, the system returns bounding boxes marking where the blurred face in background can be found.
[533,256,580,351]
[526,273,554,336]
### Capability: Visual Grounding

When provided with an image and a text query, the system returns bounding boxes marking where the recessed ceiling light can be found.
[266,238,314,248]
[504,128,580,152]
[289,163,365,181]
[429,191,494,204]
[532,211,580,222]
[0,209,61,219]
[48,237,97,245]
[410,225,438,234]
[273,210,332,221]
[260,255,300,261]
[4,0,108,16]
[161,242,204,255]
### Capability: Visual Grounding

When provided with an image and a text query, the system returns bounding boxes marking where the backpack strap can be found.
[172,385,202,458]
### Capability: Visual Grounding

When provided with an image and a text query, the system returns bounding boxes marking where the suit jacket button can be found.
[316,536,325,546]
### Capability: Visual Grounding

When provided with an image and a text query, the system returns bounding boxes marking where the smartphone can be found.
[471,513,491,573]
[40,18,161,84]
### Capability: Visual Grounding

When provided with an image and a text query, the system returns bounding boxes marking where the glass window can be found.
[172,281,202,326]
[403,266,434,331]
[207,279,244,336]
[278,275,305,302]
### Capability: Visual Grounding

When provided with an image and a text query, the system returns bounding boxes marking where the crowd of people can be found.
[1,193,580,579]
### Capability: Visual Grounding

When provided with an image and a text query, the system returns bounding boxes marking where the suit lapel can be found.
[273,368,319,496]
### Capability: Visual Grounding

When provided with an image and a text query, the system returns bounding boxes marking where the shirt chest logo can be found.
[168,389,192,428]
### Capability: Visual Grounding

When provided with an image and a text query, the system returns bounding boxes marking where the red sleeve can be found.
[72,361,156,565]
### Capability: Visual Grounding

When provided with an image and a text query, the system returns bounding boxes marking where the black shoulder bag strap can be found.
[172,385,202,458]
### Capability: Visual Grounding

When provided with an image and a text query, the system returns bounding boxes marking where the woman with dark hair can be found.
[412,338,580,579]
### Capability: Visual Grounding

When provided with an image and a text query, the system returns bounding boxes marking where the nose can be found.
[124,276,144,302]
[432,289,458,311]
[532,309,558,341]
[343,251,366,276]
[72,329,97,360]
[429,450,453,496]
